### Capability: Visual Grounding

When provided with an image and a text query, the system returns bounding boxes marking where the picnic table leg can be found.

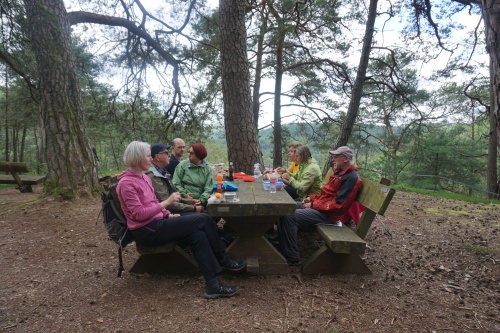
[19,185,33,193]
[224,216,288,275]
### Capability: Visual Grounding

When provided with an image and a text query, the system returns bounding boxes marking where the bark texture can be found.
[23,0,98,196]
[325,0,378,175]
[482,0,500,196]
[219,0,262,174]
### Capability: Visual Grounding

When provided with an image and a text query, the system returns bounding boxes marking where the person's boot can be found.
[205,278,239,299]
[219,254,246,271]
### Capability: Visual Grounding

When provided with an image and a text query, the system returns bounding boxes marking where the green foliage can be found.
[400,124,485,189]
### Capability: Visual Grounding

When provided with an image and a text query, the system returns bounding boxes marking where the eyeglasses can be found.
[188,151,195,155]
[332,154,345,159]
[157,151,170,156]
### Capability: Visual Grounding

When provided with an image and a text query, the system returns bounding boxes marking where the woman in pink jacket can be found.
[116,141,246,299]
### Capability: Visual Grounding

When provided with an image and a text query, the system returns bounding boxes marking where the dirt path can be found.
[0,187,498,332]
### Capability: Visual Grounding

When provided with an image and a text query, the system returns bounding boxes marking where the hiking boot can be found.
[219,255,246,272]
[205,282,239,299]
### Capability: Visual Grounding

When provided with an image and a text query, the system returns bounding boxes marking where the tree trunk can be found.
[23,0,98,197]
[12,127,18,161]
[20,126,27,162]
[219,0,262,174]
[4,69,9,162]
[272,33,285,169]
[252,8,268,130]
[482,0,500,198]
[325,0,378,176]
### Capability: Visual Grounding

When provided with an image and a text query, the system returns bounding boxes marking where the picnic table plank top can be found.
[207,178,296,217]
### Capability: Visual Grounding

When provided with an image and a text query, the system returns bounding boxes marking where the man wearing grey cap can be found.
[146,143,204,213]
[276,146,363,266]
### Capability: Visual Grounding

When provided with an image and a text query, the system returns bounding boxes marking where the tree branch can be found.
[67,10,182,117]
[0,49,38,102]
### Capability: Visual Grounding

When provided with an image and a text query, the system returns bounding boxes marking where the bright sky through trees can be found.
[66,0,487,128]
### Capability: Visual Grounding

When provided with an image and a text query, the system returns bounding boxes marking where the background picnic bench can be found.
[302,175,396,275]
[0,162,46,192]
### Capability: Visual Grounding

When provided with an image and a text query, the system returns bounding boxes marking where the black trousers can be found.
[285,185,299,200]
[131,213,226,283]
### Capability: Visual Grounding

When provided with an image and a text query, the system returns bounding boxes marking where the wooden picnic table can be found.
[207,178,296,275]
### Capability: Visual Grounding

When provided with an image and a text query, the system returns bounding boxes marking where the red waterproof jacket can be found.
[309,164,362,223]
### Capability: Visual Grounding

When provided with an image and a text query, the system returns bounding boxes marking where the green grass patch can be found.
[423,208,469,216]
[464,242,500,253]
[0,184,17,189]
[393,185,500,204]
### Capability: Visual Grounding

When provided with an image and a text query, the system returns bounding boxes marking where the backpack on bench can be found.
[100,179,134,277]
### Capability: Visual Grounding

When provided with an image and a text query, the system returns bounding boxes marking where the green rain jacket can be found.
[172,159,214,204]
[288,157,322,199]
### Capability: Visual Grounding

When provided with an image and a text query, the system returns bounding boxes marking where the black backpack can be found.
[100,179,134,277]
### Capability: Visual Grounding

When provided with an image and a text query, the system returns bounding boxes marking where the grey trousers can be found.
[277,203,332,263]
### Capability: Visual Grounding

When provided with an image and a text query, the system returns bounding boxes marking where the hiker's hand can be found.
[168,214,180,218]
[281,173,290,184]
[184,192,193,199]
[194,205,204,213]
[163,192,181,207]
[192,199,201,205]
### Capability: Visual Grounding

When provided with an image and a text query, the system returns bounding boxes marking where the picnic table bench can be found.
[302,175,395,275]
[103,177,199,276]
[0,162,46,192]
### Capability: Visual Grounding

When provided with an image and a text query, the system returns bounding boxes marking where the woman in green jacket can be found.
[172,143,214,205]
[281,145,322,200]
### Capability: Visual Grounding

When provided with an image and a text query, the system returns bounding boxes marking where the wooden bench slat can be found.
[356,178,396,215]
[0,162,29,173]
[0,175,46,185]
[317,224,366,254]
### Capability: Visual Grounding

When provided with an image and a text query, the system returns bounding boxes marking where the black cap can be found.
[151,144,171,158]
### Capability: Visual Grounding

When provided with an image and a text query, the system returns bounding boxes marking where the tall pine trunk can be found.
[219,0,262,174]
[325,0,378,175]
[23,0,98,197]
[482,0,500,198]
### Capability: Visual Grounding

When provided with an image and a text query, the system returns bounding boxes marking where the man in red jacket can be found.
[276,146,362,265]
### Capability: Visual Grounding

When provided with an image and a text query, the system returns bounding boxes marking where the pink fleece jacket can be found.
[116,169,170,230]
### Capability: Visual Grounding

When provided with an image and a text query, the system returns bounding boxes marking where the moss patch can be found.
[424,207,470,217]
[464,242,500,253]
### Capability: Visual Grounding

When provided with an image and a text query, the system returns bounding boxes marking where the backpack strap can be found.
[118,247,124,278]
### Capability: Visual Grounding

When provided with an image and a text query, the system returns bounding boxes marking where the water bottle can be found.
[253,161,261,178]
[269,170,277,193]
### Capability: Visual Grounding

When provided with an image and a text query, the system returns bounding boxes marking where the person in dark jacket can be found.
[166,138,186,176]
[146,143,204,213]
[277,146,363,265]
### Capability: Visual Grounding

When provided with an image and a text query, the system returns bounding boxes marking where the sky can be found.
[67,0,488,128]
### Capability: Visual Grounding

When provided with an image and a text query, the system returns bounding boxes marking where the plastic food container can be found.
[224,192,237,202]
[276,180,284,191]
[263,180,270,190]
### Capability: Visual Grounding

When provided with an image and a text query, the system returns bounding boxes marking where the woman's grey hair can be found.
[123,141,150,167]
[296,145,312,161]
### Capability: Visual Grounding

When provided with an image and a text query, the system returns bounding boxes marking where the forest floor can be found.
[0,186,499,333]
